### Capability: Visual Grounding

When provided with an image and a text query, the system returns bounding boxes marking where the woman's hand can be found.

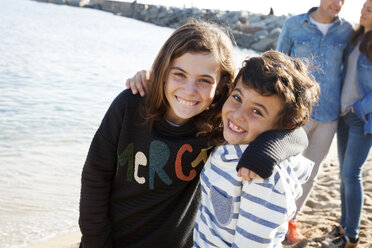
[125,70,150,96]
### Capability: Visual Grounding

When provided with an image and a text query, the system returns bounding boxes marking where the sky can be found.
[132,0,365,24]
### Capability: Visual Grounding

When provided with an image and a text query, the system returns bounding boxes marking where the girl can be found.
[324,1,372,247]
[79,20,306,248]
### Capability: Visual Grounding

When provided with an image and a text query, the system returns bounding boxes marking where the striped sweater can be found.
[193,144,313,248]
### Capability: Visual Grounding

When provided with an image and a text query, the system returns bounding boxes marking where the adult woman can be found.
[324,1,372,247]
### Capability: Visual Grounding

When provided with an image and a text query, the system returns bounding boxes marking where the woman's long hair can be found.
[351,26,372,61]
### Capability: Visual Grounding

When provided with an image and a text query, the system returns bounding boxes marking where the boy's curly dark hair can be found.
[235,50,320,130]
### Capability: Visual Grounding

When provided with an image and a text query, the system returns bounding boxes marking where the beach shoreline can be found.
[27,231,81,248]
[28,138,372,248]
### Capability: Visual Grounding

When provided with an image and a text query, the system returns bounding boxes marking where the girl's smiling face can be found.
[164,52,221,125]
[222,79,284,145]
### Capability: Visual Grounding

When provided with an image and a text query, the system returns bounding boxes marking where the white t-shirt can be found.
[310,16,332,36]
[340,43,362,115]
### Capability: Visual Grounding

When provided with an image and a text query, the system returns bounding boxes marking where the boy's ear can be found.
[287,123,296,130]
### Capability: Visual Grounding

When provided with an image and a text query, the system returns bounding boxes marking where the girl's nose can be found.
[184,79,197,94]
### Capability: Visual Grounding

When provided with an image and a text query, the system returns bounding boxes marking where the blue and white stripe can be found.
[193,143,314,248]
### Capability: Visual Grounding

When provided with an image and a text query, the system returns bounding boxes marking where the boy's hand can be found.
[125,70,150,97]
[237,168,261,180]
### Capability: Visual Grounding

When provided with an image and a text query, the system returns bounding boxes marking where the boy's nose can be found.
[232,107,246,123]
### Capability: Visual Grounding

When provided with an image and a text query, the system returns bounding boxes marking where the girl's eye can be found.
[173,72,186,78]
[253,109,263,117]
[199,78,212,84]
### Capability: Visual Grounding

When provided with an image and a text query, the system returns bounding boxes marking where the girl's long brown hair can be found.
[140,20,236,145]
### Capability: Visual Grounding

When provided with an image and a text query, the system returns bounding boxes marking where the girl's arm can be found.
[236,128,308,179]
[79,131,115,248]
[79,93,127,248]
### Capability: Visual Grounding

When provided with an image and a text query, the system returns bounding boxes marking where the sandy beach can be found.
[28,139,372,248]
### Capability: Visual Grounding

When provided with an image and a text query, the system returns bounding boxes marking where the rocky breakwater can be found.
[93,0,289,52]
[36,0,290,52]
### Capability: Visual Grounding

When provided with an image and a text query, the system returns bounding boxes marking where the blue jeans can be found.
[337,112,372,238]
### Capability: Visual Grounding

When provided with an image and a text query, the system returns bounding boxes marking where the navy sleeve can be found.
[236,128,308,178]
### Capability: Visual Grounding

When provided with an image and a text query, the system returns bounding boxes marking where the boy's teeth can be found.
[229,120,244,133]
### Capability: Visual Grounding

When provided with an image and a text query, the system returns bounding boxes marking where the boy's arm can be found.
[236,128,308,179]
[125,70,149,96]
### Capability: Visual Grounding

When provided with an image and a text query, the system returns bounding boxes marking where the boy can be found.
[193,50,320,247]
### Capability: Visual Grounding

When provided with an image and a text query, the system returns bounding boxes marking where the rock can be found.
[84,2,101,9]
[240,25,262,34]
[233,31,255,48]
[251,37,276,52]
[50,0,66,4]
[66,0,89,7]
[37,0,291,52]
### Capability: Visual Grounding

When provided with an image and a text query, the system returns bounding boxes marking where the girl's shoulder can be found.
[115,89,142,105]
[104,89,143,120]
[107,89,143,113]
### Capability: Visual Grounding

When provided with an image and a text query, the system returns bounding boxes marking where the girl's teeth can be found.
[178,97,196,106]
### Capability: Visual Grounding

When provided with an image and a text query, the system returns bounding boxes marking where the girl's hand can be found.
[125,70,150,96]
[237,168,261,180]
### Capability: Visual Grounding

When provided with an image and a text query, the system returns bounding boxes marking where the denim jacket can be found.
[277,7,353,122]
[343,37,372,135]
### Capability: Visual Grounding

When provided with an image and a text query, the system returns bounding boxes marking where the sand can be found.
[27,231,81,248]
[282,140,372,248]
[28,139,372,248]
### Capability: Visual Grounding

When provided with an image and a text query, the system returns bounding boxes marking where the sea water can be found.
[0,0,256,246]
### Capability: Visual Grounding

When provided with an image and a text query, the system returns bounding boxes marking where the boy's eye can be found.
[253,109,263,117]
[232,94,241,102]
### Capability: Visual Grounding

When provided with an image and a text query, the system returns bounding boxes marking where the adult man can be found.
[276,0,353,244]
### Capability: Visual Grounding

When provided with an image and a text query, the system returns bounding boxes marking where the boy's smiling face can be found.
[222,78,284,145]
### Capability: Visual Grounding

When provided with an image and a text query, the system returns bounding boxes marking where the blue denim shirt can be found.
[277,7,353,122]
[344,38,372,134]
